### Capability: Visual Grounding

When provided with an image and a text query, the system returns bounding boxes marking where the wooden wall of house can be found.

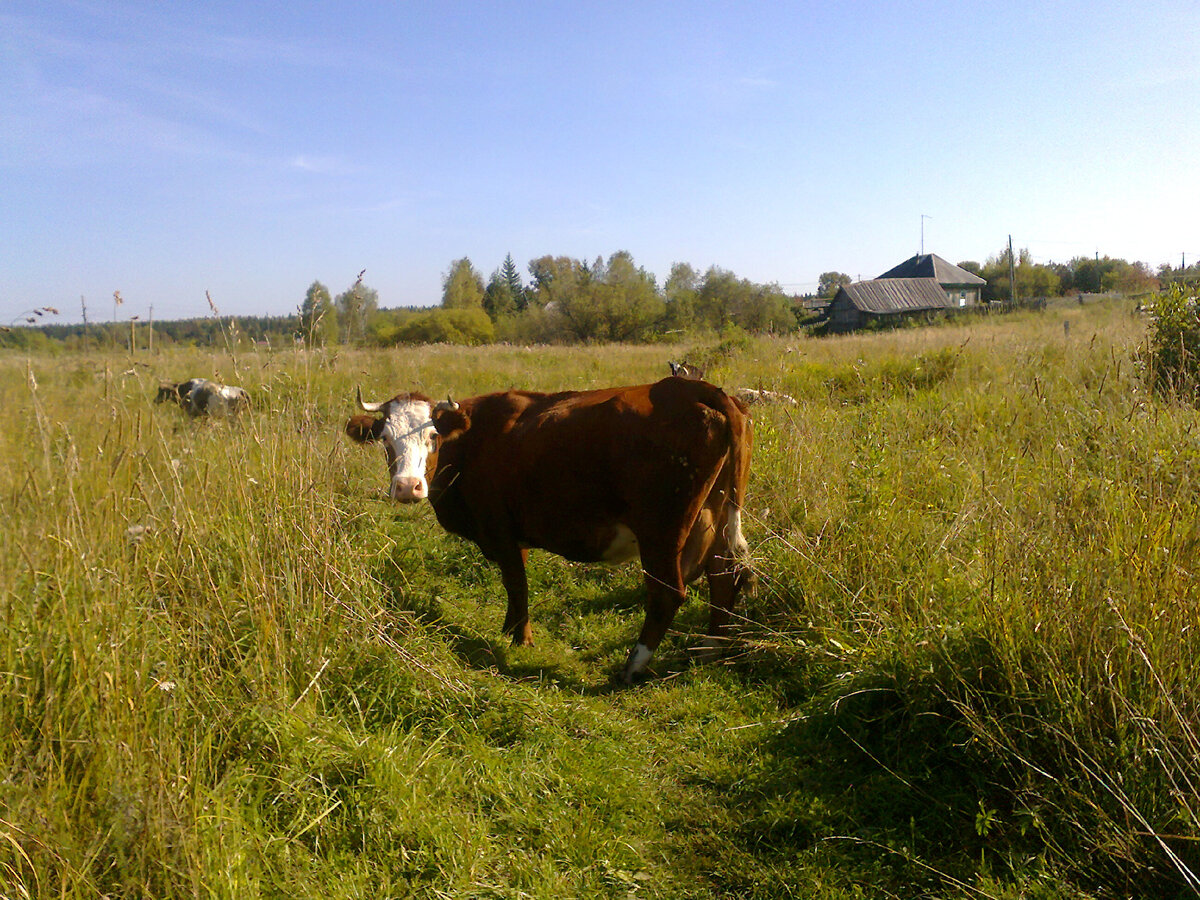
[826,295,863,333]
[943,284,982,308]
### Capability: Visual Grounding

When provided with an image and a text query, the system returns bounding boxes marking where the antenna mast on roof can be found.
[921,215,932,256]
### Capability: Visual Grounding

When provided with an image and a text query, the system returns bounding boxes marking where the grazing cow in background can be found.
[156,378,207,407]
[157,378,249,417]
[666,363,796,407]
[732,387,798,406]
[187,381,250,416]
[346,377,754,682]
[668,360,706,380]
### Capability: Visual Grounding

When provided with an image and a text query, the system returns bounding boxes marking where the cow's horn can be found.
[434,394,460,412]
[356,385,385,413]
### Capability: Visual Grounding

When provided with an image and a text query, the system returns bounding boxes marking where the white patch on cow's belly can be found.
[601,525,640,563]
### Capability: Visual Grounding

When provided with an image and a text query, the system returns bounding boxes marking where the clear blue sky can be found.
[3,0,1197,325]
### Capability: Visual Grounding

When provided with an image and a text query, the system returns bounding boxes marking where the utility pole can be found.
[112,291,123,349]
[148,304,154,354]
[80,295,88,326]
[1008,235,1017,304]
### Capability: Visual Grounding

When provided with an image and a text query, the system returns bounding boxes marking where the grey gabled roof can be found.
[878,253,985,286]
[837,278,950,314]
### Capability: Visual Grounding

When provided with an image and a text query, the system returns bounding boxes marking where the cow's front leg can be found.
[496,547,533,645]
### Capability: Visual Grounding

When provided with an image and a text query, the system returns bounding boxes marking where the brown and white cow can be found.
[346,377,753,682]
[344,390,437,503]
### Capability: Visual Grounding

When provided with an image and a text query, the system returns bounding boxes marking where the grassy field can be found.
[3,301,1199,898]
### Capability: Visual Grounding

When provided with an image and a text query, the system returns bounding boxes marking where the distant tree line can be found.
[0,314,302,354]
[814,248,1197,303]
[959,247,1177,302]
[1,251,801,352]
[4,248,1196,352]
[282,251,805,348]
[373,250,800,347]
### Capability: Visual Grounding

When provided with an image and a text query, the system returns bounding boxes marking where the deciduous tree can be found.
[442,258,485,309]
[527,255,588,309]
[335,276,378,344]
[300,280,337,347]
[818,271,852,298]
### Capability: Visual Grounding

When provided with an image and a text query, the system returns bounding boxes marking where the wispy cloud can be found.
[288,155,350,175]
[738,75,778,90]
[1,6,352,73]
[1127,61,1200,89]
[328,197,417,216]
[0,8,314,168]
[1,82,219,168]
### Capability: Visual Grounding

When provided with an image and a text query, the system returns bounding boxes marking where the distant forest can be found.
[4,248,1197,352]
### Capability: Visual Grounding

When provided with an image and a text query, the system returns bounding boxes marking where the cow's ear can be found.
[345,414,383,444]
[431,405,470,438]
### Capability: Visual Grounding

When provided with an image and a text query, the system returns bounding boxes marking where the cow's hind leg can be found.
[699,504,753,661]
[700,558,753,661]
[495,546,534,646]
[622,553,687,683]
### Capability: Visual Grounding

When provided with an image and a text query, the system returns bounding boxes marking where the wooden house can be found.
[826,277,952,333]
[878,253,986,308]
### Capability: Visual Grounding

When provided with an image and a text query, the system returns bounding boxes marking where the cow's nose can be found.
[391,476,427,503]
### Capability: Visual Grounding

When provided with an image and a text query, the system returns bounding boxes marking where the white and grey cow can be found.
[157,378,250,417]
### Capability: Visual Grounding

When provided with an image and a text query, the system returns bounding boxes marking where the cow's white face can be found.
[377,398,436,503]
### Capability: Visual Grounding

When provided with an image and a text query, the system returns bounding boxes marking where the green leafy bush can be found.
[385,307,495,346]
[1140,283,1200,402]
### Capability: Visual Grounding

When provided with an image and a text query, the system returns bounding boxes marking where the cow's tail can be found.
[718,394,753,568]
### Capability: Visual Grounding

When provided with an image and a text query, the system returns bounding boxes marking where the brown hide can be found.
[344,414,385,443]
[424,375,753,681]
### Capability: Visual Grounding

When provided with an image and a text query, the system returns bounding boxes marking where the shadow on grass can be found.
[687,631,1200,900]
[378,563,650,694]
[372,524,778,700]
[378,555,739,695]
[652,640,992,897]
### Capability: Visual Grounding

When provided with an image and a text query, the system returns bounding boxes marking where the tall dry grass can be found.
[738,303,1200,894]
[1,305,1198,898]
